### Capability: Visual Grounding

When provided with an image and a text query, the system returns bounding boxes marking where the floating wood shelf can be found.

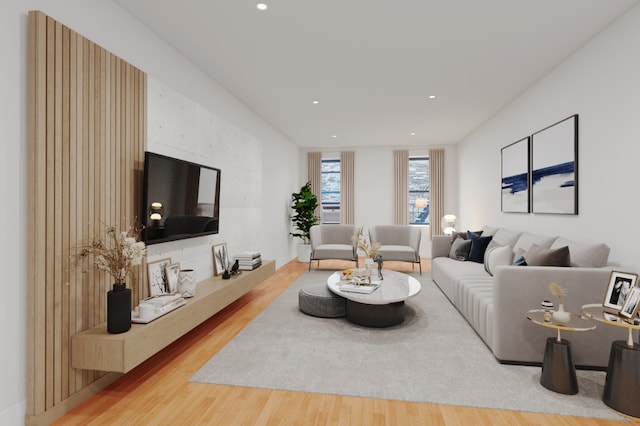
[71,260,275,373]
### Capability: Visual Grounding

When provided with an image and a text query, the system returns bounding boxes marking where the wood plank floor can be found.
[55,258,636,425]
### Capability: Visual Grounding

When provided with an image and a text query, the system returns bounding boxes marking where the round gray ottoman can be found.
[299,283,346,318]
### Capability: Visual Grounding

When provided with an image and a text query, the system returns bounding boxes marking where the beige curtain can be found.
[429,149,445,239]
[307,152,322,220]
[340,151,355,224]
[393,150,409,225]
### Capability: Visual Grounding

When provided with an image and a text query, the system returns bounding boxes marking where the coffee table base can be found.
[345,300,404,327]
[603,340,640,418]
[540,337,578,395]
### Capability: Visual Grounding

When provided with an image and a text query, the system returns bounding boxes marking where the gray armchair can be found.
[368,225,422,274]
[309,224,359,271]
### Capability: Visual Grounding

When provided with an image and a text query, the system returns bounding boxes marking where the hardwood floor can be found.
[55,259,635,425]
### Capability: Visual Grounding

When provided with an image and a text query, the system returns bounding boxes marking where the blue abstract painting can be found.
[501,137,529,213]
[531,115,578,214]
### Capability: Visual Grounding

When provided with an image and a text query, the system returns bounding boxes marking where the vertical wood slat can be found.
[27,10,147,422]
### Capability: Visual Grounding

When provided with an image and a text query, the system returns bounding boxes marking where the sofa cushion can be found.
[513,232,557,254]
[550,237,610,268]
[467,231,493,263]
[481,225,499,236]
[484,244,514,276]
[449,238,472,261]
[525,244,570,267]
[491,228,523,247]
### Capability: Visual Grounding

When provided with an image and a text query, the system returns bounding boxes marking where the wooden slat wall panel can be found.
[27,10,147,423]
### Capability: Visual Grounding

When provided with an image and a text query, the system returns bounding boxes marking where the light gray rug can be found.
[191,270,626,421]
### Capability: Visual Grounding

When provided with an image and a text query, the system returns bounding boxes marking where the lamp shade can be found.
[440,214,457,235]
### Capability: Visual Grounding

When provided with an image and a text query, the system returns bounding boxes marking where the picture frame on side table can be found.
[620,287,640,320]
[148,257,172,296]
[212,243,229,276]
[501,136,530,213]
[531,114,578,214]
[165,263,181,293]
[603,270,638,313]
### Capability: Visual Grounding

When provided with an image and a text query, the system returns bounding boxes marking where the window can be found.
[409,156,430,225]
[321,158,340,223]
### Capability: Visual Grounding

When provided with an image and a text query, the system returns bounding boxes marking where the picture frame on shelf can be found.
[501,136,530,213]
[212,243,229,276]
[165,263,181,293]
[531,114,578,214]
[147,257,172,296]
[620,287,640,320]
[603,270,638,313]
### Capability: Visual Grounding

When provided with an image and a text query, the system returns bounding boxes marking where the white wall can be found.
[1,0,299,423]
[456,3,640,270]
[299,145,459,258]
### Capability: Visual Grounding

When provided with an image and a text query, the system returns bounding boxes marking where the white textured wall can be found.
[1,1,299,424]
[456,3,640,270]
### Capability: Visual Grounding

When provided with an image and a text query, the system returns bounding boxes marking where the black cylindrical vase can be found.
[107,283,132,334]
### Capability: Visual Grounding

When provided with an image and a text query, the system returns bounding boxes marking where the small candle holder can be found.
[541,300,554,322]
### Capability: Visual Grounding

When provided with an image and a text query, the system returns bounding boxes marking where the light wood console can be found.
[71,260,275,373]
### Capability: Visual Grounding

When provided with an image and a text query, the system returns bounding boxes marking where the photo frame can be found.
[620,287,640,320]
[212,243,229,276]
[602,270,638,313]
[165,263,181,293]
[501,137,530,213]
[147,257,172,296]
[531,115,578,214]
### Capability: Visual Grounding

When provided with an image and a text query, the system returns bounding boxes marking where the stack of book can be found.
[233,251,262,271]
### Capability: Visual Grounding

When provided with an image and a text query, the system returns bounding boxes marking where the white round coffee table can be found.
[327,270,421,327]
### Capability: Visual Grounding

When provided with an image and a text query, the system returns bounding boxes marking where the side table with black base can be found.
[583,303,640,419]
[526,309,595,395]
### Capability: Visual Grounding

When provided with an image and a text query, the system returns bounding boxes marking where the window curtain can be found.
[307,152,322,220]
[393,150,409,225]
[340,151,355,224]
[429,149,445,239]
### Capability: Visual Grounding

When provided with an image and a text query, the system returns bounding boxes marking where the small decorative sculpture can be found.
[230,259,242,276]
[374,254,383,280]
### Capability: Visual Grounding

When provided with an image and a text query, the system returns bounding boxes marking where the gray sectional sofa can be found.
[431,225,619,368]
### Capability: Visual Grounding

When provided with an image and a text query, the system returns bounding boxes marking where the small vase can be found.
[107,283,132,334]
[552,304,571,325]
[178,269,196,298]
[364,258,374,279]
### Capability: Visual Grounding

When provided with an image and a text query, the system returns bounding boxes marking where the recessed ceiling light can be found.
[410,132,416,136]
[256,3,268,11]
[312,100,319,104]
[332,135,337,138]
[428,95,436,99]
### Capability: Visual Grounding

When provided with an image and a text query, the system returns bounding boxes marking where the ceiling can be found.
[116,0,639,148]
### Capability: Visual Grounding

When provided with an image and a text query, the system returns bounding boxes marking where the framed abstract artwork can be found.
[531,115,578,214]
[147,257,172,296]
[212,243,229,276]
[501,137,530,213]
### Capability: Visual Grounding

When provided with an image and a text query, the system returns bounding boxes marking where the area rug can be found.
[191,270,626,421]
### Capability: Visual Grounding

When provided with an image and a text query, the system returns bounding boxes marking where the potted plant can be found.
[290,182,320,262]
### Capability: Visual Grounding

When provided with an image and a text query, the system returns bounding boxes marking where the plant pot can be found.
[107,283,132,334]
[298,243,312,262]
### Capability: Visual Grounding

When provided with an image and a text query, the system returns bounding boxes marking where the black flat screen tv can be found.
[141,151,221,244]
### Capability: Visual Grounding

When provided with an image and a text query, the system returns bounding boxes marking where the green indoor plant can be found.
[290,182,320,261]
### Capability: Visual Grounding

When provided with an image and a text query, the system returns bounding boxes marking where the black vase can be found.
[107,283,132,334]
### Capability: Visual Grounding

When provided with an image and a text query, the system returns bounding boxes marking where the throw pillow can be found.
[449,237,472,261]
[550,237,610,267]
[525,244,571,267]
[513,255,527,266]
[467,231,493,263]
[484,244,514,276]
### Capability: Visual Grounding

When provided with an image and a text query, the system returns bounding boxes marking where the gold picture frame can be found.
[212,243,229,276]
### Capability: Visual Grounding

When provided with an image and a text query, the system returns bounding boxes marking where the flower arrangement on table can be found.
[76,223,147,287]
[354,226,380,259]
[549,282,568,305]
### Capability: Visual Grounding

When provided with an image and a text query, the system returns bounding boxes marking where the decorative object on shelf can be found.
[531,114,578,215]
[501,137,530,213]
[147,257,172,297]
[541,300,554,322]
[440,214,458,235]
[603,270,638,313]
[74,223,147,334]
[165,263,181,293]
[289,182,319,262]
[212,243,229,276]
[178,269,196,297]
[550,282,571,324]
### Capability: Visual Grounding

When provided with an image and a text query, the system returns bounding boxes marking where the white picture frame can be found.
[165,263,181,293]
[147,257,172,296]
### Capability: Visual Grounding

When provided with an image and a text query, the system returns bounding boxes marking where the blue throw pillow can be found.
[467,231,493,263]
[513,255,527,266]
